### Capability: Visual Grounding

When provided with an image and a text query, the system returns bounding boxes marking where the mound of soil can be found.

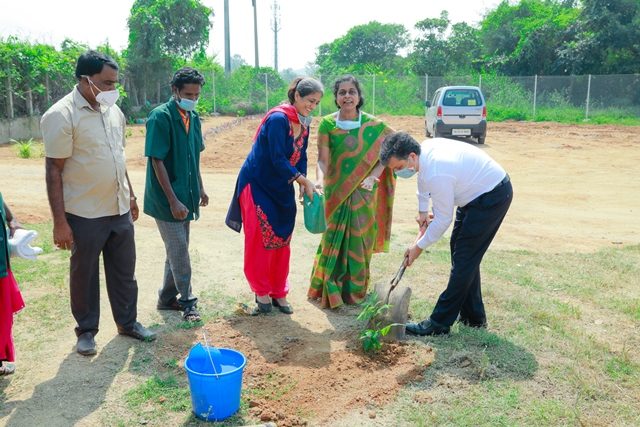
[193,312,434,427]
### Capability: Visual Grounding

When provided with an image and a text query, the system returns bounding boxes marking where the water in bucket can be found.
[185,343,247,421]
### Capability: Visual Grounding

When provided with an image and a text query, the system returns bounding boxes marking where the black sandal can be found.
[272,299,294,315]
[251,296,272,316]
[183,306,202,322]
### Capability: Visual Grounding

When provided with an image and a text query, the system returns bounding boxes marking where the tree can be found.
[557,0,640,74]
[0,37,80,118]
[315,21,410,75]
[126,0,213,105]
[478,0,579,75]
[409,11,453,75]
[230,54,248,71]
[447,22,482,73]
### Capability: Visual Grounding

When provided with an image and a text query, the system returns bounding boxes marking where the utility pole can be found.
[252,0,259,68]
[224,0,231,74]
[271,0,281,72]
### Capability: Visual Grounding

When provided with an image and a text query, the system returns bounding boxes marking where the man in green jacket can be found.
[144,67,208,322]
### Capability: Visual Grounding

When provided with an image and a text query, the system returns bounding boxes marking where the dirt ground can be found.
[0,116,639,426]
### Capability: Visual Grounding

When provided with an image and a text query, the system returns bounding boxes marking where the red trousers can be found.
[239,185,290,299]
[1,269,25,362]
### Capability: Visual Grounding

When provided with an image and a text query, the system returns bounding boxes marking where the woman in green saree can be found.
[308,75,396,308]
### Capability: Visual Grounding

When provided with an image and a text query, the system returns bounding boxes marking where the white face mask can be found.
[335,111,361,130]
[85,76,120,107]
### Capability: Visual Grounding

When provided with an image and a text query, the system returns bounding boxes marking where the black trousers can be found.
[67,212,138,336]
[429,177,513,327]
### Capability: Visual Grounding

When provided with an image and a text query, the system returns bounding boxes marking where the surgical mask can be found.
[335,111,361,130]
[395,167,417,179]
[298,113,313,127]
[85,76,119,107]
[176,96,198,112]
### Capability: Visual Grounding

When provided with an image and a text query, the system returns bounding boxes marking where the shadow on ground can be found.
[2,337,128,427]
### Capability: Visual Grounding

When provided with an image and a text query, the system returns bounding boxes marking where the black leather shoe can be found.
[272,299,294,315]
[77,332,97,356]
[117,322,157,341]
[458,316,488,329]
[405,319,450,336]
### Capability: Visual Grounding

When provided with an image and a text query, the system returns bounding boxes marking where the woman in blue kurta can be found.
[226,77,324,315]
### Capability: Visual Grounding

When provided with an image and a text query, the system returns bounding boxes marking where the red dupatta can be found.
[253,104,307,142]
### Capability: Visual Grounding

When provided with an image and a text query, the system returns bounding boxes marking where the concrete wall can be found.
[0,116,42,144]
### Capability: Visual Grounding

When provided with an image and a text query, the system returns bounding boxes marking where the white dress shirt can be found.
[416,138,506,249]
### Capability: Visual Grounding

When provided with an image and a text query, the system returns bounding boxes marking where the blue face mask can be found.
[176,96,198,112]
[395,167,417,179]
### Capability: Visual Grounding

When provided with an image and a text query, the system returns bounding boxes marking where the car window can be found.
[442,89,483,107]
[431,90,440,106]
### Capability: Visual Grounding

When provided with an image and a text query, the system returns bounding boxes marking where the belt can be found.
[494,174,511,188]
[493,174,510,190]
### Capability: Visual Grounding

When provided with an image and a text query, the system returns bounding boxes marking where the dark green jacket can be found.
[143,100,205,222]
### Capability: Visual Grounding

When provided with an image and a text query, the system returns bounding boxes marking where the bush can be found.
[11,138,40,159]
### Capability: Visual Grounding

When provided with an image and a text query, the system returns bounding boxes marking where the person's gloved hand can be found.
[8,228,43,260]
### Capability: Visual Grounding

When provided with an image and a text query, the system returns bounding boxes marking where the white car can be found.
[425,86,487,144]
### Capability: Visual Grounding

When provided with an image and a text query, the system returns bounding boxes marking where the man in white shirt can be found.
[380,132,513,336]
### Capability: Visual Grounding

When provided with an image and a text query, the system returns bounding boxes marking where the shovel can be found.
[372,257,412,341]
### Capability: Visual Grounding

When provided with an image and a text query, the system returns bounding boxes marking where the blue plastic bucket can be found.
[184,346,247,421]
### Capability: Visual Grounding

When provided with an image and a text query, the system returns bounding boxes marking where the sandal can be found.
[251,296,272,316]
[0,362,15,376]
[272,299,294,315]
[183,306,202,322]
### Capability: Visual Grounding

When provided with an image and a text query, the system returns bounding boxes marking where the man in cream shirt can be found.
[41,50,155,356]
[380,132,513,336]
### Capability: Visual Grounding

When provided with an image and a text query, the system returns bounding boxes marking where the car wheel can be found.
[425,122,431,137]
[478,135,485,144]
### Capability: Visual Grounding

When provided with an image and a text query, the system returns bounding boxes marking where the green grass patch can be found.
[125,375,191,412]
[396,243,640,426]
[605,354,638,381]
[486,106,640,125]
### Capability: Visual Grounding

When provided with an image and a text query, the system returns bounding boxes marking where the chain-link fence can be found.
[205,72,640,120]
[2,73,639,122]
